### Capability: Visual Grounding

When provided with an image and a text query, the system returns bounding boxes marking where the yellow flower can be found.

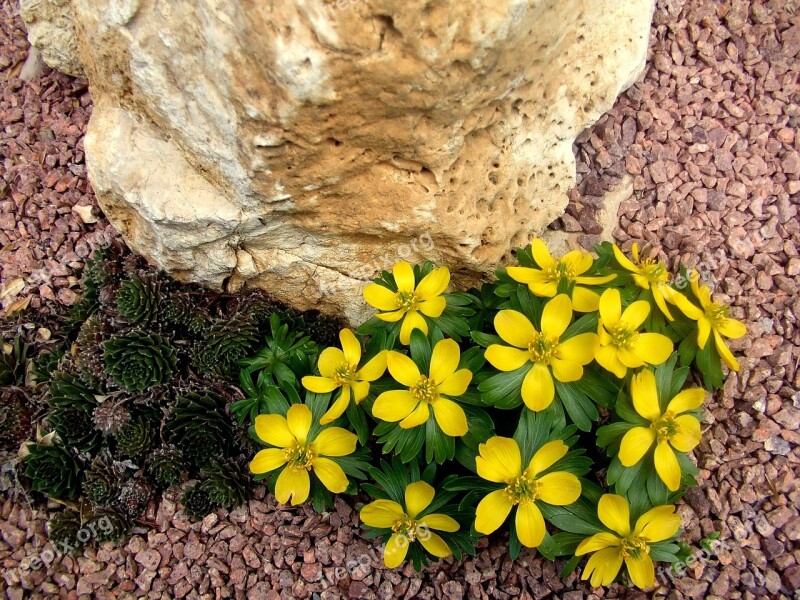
[250,404,357,506]
[595,288,673,378]
[363,261,449,345]
[360,481,460,568]
[671,270,747,371]
[507,239,615,312]
[373,339,471,436]
[474,437,581,548]
[302,329,388,424]
[619,370,705,491]
[576,494,681,589]
[484,295,598,411]
[612,243,691,321]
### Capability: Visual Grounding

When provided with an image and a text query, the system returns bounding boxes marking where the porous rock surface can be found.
[18,0,83,77]
[26,0,653,322]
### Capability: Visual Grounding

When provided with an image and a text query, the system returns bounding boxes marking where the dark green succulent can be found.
[116,473,154,517]
[23,444,82,500]
[74,314,108,386]
[163,293,210,335]
[0,332,30,387]
[0,389,33,451]
[63,249,111,333]
[88,507,131,543]
[103,331,177,392]
[47,374,102,453]
[82,454,128,506]
[181,482,218,520]
[113,414,156,457]
[116,274,163,325]
[191,312,259,378]
[166,392,234,469]
[201,457,250,510]
[47,510,88,553]
[146,445,185,488]
[92,400,130,435]
[33,349,64,383]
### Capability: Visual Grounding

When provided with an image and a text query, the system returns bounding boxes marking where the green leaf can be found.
[478,365,529,409]
[555,380,598,432]
[596,422,634,448]
[409,330,432,374]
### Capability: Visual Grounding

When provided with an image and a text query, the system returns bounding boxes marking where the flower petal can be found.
[387,352,421,386]
[339,329,362,367]
[697,318,711,349]
[376,309,405,323]
[317,347,347,379]
[515,500,546,548]
[557,332,598,365]
[599,288,622,328]
[302,376,341,394]
[399,401,430,429]
[536,471,582,505]
[430,339,460,383]
[475,489,514,534]
[571,286,602,312]
[254,414,294,448]
[420,513,460,532]
[275,467,310,506]
[562,250,594,275]
[582,547,623,588]
[360,499,405,528]
[666,388,706,415]
[418,296,446,318]
[550,358,582,383]
[405,481,435,518]
[417,530,452,559]
[356,350,388,382]
[364,283,399,311]
[506,266,544,285]
[619,427,656,466]
[485,345,531,372]
[575,532,622,555]
[320,387,351,425]
[312,426,357,457]
[632,333,673,366]
[399,310,428,345]
[597,494,631,537]
[618,346,646,369]
[634,505,681,542]
[437,369,472,396]
[654,440,681,491]
[383,532,409,568]
[531,239,554,268]
[540,294,573,338]
[630,369,661,421]
[612,244,640,274]
[529,281,559,297]
[521,362,555,412]
[373,390,419,423]
[494,310,536,349]
[312,457,349,493]
[393,261,416,293]
[595,344,627,378]
[415,266,450,300]
[526,440,568,477]
[625,554,655,589]
[718,318,746,339]
[652,287,674,321]
[351,380,371,403]
[286,404,313,443]
[431,397,468,437]
[250,449,287,474]
[476,436,522,483]
[714,330,739,371]
[620,300,651,330]
[670,415,701,453]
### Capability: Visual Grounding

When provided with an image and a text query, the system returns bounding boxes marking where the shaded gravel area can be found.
[2,0,799,598]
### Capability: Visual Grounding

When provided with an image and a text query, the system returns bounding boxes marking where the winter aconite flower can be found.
[360,481,460,568]
[302,329,388,424]
[577,494,681,589]
[507,239,615,312]
[250,404,357,505]
[619,370,704,491]
[485,295,598,411]
[475,437,581,548]
[595,288,673,378]
[611,243,693,321]
[373,339,471,436]
[363,261,450,345]
[673,270,747,371]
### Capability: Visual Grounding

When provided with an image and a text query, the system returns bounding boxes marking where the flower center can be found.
[391,516,418,540]
[284,443,315,471]
[621,536,650,560]
[607,325,638,349]
[651,411,679,442]
[706,302,729,328]
[638,258,670,286]
[396,290,420,312]
[544,259,577,283]
[333,362,356,385]
[504,474,540,504]
[410,376,438,403]
[527,333,559,363]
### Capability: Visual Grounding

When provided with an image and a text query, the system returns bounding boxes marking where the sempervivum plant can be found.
[116,473,154,517]
[163,293,210,335]
[92,400,131,436]
[47,374,102,453]
[166,392,234,469]
[103,331,177,393]
[74,314,108,387]
[113,413,156,457]
[146,445,185,489]
[0,389,33,451]
[82,454,129,506]
[23,444,82,500]
[191,312,260,378]
[201,457,250,510]
[88,507,131,543]
[180,482,217,520]
[116,274,163,325]
[47,510,87,553]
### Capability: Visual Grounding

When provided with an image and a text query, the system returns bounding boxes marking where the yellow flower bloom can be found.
[507,239,615,312]
[577,494,681,589]
[671,270,747,371]
[363,261,449,345]
[250,404,357,506]
[485,295,598,411]
[373,339,471,436]
[619,370,705,491]
[360,481,460,568]
[474,437,581,548]
[595,288,673,378]
[302,329,388,424]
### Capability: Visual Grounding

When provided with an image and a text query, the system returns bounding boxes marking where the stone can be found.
[27,0,653,323]
[18,0,84,77]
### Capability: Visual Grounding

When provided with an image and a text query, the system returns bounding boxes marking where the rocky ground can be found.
[2,0,799,598]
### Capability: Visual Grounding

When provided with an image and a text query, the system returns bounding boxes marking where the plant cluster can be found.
[244,239,744,589]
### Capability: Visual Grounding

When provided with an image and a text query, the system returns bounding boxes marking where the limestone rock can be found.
[19,0,84,77]
[50,1,651,322]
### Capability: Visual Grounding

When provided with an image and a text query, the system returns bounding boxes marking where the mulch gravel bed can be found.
[2,0,799,598]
